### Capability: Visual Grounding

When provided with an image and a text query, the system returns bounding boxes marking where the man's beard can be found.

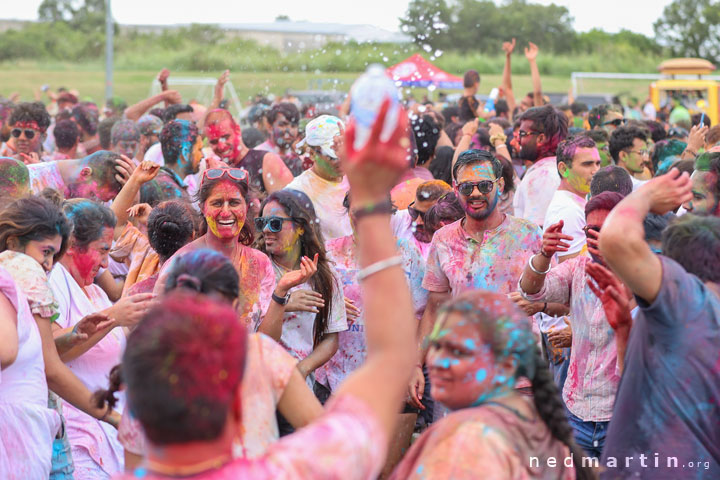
[463,192,499,221]
[412,224,432,243]
[519,142,538,162]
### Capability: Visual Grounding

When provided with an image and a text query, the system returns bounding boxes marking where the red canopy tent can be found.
[387,54,464,90]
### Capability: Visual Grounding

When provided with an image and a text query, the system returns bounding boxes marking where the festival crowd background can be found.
[0,34,719,480]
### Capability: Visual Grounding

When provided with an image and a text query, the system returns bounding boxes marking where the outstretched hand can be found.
[341,97,410,200]
[130,160,161,185]
[277,254,319,293]
[586,262,633,332]
[541,220,573,257]
[640,167,693,215]
[68,313,114,346]
[502,38,516,56]
[524,42,539,61]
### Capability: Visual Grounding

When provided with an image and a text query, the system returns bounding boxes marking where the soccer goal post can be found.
[149,78,243,119]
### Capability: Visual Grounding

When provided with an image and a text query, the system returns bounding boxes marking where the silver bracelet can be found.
[528,254,551,275]
[357,256,403,282]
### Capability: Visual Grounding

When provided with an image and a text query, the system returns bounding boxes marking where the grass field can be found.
[0,63,654,107]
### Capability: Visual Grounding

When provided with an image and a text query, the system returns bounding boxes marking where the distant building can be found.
[121,20,409,52]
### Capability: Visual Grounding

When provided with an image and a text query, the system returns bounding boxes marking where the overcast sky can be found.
[7,0,673,37]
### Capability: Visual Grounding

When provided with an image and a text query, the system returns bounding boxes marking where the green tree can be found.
[38,0,110,33]
[399,0,452,51]
[654,0,720,59]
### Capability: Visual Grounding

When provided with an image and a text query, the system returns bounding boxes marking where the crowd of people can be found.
[1,39,719,480]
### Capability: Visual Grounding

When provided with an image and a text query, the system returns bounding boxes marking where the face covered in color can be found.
[66,227,113,286]
[204,117,240,163]
[203,180,247,240]
[271,113,299,150]
[260,201,300,258]
[561,147,601,196]
[683,170,719,216]
[427,311,514,410]
[454,162,503,221]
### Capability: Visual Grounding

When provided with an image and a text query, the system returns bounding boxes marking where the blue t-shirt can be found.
[601,256,720,478]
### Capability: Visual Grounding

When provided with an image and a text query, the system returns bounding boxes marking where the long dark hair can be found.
[257,189,335,347]
[196,176,254,246]
[0,196,71,263]
[440,291,595,480]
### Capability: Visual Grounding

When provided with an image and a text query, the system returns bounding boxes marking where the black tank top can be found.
[235,149,266,193]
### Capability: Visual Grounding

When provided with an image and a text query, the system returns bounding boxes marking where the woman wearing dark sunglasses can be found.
[155,168,277,327]
[255,189,347,407]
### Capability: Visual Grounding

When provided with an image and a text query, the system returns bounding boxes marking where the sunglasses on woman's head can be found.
[254,215,293,233]
[456,178,500,196]
[11,128,36,140]
[201,168,249,184]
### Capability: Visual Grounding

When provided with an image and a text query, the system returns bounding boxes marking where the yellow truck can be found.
[650,58,718,125]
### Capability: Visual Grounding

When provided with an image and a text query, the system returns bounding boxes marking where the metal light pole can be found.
[105,0,113,101]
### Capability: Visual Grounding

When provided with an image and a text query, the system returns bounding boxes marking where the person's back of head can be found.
[643,212,674,245]
[411,114,441,166]
[164,104,194,123]
[692,112,712,128]
[0,156,29,204]
[428,146,454,184]
[463,70,480,89]
[706,125,720,148]
[644,120,667,143]
[608,125,647,163]
[662,214,720,284]
[570,102,588,117]
[147,201,195,263]
[242,126,266,149]
[588,103,616,130]
[98,117,120,150]
[75,150,125,200]
[495,99,509,118]
[110,120,140,146]
[137,114,163,138]
[54,119,80,151]
[164,248,240,302]
[441,105,459,125]
[652,139,687,174]
[71,103,99,136]
[590,165,633,197]
[160,119,199,169]
[424,192,464,234]
[123,292,247,446]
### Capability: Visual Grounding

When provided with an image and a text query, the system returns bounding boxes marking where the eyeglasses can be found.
[408,202,426,222]
[627,149,650,157]
[254,215,294,233]
[516,130,539,139]
[601,118,627,127]
[208,135,229,146]
[201,168,249,184]
[11,128,36,140]
[582,224,601,235]
[456,178,500,196]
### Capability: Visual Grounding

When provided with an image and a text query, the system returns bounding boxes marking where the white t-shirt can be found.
[643,102,657,121]
[272,262,347,389]
[513,156,560,229]
[543,189,588,259]
[144,142,165,166]
[631,175,648,191]
[285,170,352,241]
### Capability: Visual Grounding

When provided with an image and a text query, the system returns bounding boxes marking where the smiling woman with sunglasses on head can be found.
[255,189,347,410]
[155,167,276,326]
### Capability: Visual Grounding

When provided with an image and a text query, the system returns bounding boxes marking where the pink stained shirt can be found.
[114,393,386,480]
[390,399,575,480]
[27,160,66,195]
[519,255,620,422]
[423,216,542,296]
[512,156,560,229]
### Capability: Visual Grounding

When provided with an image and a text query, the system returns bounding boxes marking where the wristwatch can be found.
[272,291,290,306]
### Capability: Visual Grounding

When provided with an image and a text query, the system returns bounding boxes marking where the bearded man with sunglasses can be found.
[0,101,51,164]
[407,149,542,410]
[512,105,568,228]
